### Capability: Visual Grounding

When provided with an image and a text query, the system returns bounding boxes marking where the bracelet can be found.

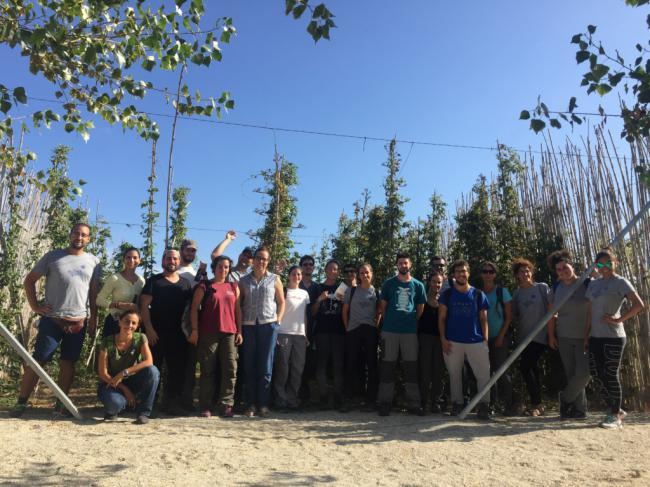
[123,368,129,377]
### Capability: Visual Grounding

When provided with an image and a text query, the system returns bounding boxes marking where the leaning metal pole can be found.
[0,321,82,420]
[459,199,650,420]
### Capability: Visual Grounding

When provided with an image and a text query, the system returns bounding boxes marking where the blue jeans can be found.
[33,316,86,363]
[242,322,279,408]
[98,365,160,416]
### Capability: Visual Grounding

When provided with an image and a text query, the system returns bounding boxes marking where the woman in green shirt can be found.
[97,310,159,424]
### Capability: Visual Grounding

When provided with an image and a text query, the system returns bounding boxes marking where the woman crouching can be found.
[97,310,160,424]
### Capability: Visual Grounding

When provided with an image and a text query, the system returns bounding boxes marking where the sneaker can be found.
[407,407,426,417]
[618,409,628,421]
[103,413,119,422]
[477,403,492,420]
[258,406,270,418]
[199,409,212,418]
[599,414,622,429]
[135,415,150,425]
[9,400,28,418]
[378,403,391,417]
[52,401,73,419]
[450,403,463,417]
[220,405,234,418]
[244,406,256,418]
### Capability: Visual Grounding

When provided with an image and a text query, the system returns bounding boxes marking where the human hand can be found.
[109,371,125,388]
[494,335,504,348]
[146,327,159,346]
[32,303,52,316]
[441,339,452,355]
[187,330,199,346]
[548,335,558,350]
[318,291,329,302]
[122,387,136,408]
[235,333,243,346]
[226,230,237,241]
[603,313,622,326]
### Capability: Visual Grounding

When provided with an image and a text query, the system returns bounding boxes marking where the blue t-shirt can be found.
[440,286,489,343]
[484,286,512,339]
[380,276,427,334]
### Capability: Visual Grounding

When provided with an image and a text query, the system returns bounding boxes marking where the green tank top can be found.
[99,332,146,376]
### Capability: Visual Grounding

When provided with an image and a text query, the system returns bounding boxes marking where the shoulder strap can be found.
[350,285,357,302]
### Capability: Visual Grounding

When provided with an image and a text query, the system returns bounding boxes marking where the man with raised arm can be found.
[10,223,101,418]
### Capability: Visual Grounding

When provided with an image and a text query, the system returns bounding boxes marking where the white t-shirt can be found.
[177,264,196,283]
[279,287,310,335]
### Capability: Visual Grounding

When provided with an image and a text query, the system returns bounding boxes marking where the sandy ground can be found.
[1,404,649,487]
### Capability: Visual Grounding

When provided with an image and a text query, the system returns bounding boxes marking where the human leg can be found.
[400,333,421,409]
[377,332,400,408]
[443,341,466,407]
[255,322,279,409]
[242,325,257,409]
[519,341,546,406]
[198,332,219,411]
[286,335,307,408]
[125,365,160,416]
[217,333,237,407]
[273,334,292,408]
[465,341,491,405]
[418,334,435,408]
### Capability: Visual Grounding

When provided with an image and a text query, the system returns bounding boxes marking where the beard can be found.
[398,268,409,275]
[164,262,177,273]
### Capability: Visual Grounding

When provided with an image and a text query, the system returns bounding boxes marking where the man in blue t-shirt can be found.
[438,259,492,419]
[377,252,427,416]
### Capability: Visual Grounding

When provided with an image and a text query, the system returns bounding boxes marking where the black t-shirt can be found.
[142,273,193,332]
[314,283,344,335]
[418,302,439,336]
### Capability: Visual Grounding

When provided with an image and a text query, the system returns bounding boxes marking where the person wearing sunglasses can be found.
[585,248,645,429]
[546,250,591,420]
[479,261,516,416]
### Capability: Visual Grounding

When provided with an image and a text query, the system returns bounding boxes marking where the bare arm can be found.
[88,276,100,336]
[342,303,350,331]
[97,348,112,384]
[24,271,50,315]
[234,286,243,345]
[210,230,236,261]
[438,303,451,353]
[479,308,488,342]
[139,293,158,346]
[378,299,387,331]
[187,286,204,346]
[275,276,285,324]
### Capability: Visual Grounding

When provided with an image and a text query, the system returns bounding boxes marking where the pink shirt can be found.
[199,281,238,334]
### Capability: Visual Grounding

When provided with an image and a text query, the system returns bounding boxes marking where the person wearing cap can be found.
[178,238,207,283]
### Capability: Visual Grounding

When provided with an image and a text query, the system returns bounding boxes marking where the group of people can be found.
[8,224,646,430]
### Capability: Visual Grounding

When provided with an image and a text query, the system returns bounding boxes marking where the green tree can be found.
[452,175,498,285]
[169,186,191,249]
[378,139,408,281]
[520,1,650,186]
[251,152,302,272]
[140,141,159,278]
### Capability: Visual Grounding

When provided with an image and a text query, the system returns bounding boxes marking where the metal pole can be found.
[459,199,650,419]
[0,321,82,420]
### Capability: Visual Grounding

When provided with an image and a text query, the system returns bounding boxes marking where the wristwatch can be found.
[123,369,130,377]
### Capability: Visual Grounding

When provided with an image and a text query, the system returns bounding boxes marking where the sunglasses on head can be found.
[596,261,613,269]
[481,269,496,274]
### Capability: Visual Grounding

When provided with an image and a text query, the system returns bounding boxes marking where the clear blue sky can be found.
[1,1,646,268]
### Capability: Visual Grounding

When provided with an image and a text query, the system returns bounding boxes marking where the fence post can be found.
[0,321,82,420]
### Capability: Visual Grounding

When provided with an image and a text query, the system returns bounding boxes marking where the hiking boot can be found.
[477,403,492,420]
[135,415,150,425]
[450,403,463,417]
[9,400,29,418]
[600,414,622,429]
[378,403,391,417]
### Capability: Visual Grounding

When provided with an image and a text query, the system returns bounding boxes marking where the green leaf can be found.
[568,96,577,112]
[595,83,612,95]
[571,114,583,125]
[609,72,625,86]
[570,34,582,44]
[293,4,307,19]
[576,51,590,64]
[285,0,297,15]
[530,119,546,133]
[0,100,11,113]
[13,87,27,104]
[141,56,156,71]
[519,110,530,120]
[591,64,610,81]
[587,25,596,34]
[549,118,561,129]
